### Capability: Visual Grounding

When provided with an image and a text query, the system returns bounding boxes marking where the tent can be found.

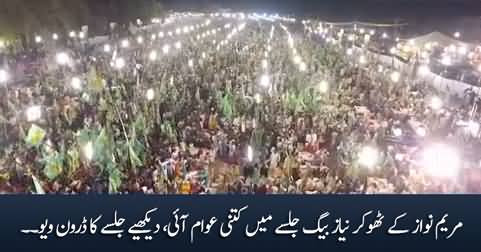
[409,31,475,51]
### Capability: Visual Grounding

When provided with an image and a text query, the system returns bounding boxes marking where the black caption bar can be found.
[0,195,479,252]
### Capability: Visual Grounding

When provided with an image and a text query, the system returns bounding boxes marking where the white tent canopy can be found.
[409,31,475,50]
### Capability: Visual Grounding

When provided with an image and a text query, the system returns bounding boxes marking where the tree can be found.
[116,0,163,23]
[0,0,166,39]
[0,0,89,41]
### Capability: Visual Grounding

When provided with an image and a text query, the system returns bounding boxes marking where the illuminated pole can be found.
[0,69,8,138]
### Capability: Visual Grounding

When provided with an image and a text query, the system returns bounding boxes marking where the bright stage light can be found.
[71,77,82,90]
[293,55,301,64]
[358,146,379,169]
[121,39,129,48]
[359,55,366,64]
[299,62,307,72]
[262,59,268,69]
[162,44,170,54]
[114,58,125,69]
[393,128,402,137]
[319,80,328,93]
[104,44,111,53]
[149,50,157,61]
[430,96,443,110]
[247,145,253,162]
[254,93,262,103]
[26,105,42,122]
[421,143,460,179]
[260,74,270,87]
[56,52,70,65]
[418,65,430,75]
[83,141,94,161]
[146,88,155,101]
[416,126,427,137]
[390,71,400,83]
[0,69,9,83]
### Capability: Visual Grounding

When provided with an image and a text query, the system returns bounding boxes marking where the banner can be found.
[1,196,480,251]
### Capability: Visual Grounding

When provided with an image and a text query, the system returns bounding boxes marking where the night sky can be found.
[160,0,481,20]
[155,0,481,40]
[76,0,481,41]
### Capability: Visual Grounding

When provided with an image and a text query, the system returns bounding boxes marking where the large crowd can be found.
[0,13,480,194]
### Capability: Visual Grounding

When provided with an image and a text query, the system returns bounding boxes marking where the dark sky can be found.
[83,0,481,41]
[160,0,481,20]
[157,0,481,41]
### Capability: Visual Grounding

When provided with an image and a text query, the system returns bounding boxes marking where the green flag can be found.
[25,124,46,146]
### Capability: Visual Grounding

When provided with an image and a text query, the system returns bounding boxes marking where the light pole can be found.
[0,69,9,139]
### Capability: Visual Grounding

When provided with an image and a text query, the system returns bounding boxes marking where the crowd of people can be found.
[0,12,480,194]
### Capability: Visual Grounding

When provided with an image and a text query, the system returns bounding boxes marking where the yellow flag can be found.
[88,67,104,93]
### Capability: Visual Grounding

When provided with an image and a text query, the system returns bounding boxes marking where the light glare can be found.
[26,105,42,122]
[358,146,379,169]
[422,144,460,179]
[71,77,82,90]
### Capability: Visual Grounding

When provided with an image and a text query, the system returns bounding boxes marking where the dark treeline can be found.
[0,0,163,40]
